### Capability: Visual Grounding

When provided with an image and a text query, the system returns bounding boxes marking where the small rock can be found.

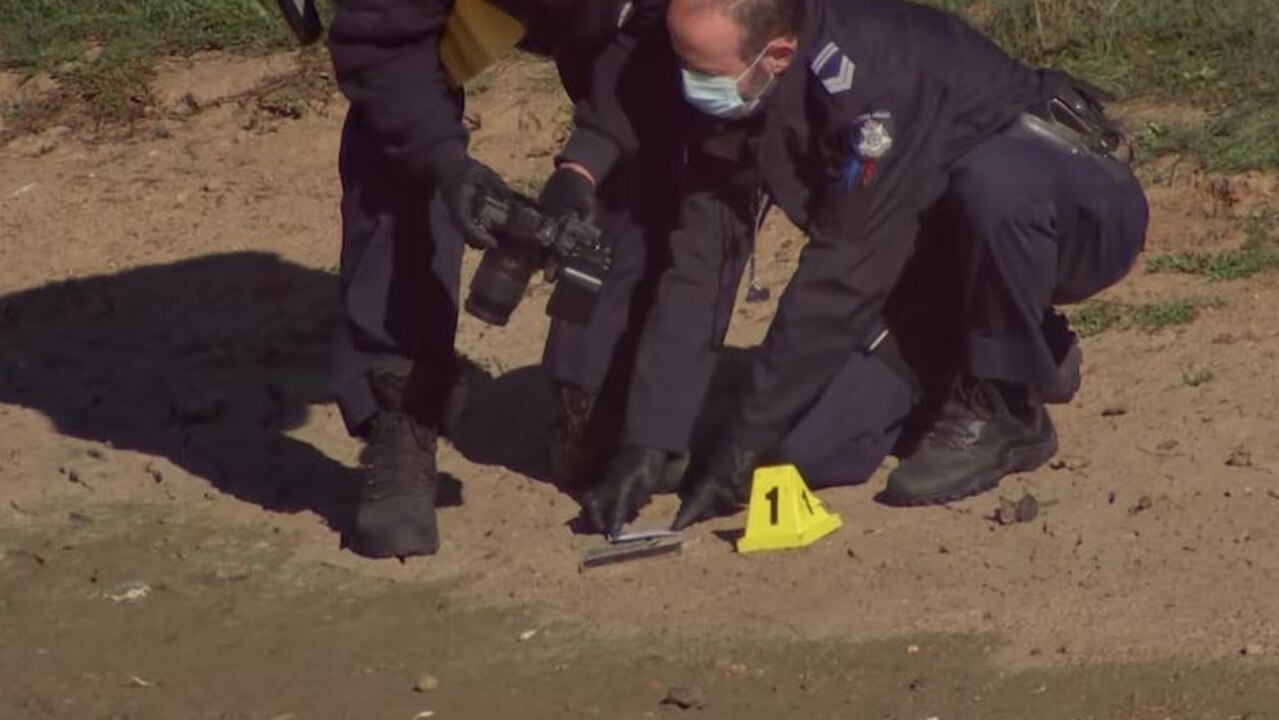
[1128,495,1154,515]
[995,496,1018,525]
[414,674,440,693]
[128,675,153,688]
[661,685,707,711]
[1155,439,1179,451]
[1226,449,1253,468]
[906,644,921,654]
[1101,405,1128,417]
[268,715,298,720]
[412,712,435,720]
[995,493,1038,525]
[1015,494,1039,523]
[518,629,539,642]
[1048,456,1089,472]
[201,179,224,193]
[1242,643,1266,657]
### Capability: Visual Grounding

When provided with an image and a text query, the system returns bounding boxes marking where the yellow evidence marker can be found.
[737,465,843,553]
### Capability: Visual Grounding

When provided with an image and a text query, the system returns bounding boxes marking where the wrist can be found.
[559,162,597,187]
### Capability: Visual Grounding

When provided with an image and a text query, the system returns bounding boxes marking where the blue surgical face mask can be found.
[681,45,775,119]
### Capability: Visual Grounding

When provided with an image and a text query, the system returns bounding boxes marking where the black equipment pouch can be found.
[1024,70,1133,164]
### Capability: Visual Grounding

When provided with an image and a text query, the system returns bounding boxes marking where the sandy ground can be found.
[2,52,1278,718]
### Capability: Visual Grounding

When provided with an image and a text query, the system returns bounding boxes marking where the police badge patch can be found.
[842,111,894,188]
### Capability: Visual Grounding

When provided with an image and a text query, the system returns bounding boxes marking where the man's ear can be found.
[762,35,798,74]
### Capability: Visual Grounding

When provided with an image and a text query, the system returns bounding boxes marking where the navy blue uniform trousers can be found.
[776,127,1147,486]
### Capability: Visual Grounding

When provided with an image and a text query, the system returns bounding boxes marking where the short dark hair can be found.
[698,0,802,61]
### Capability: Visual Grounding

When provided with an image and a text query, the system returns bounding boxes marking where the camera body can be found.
[464,187,612,327]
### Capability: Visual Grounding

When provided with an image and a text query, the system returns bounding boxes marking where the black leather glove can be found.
[671,443,764,531]
[439,158,509,250]
[579,445,670,538]
[537,166,598,224]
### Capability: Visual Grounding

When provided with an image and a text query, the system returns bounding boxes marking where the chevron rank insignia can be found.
[810,40,855,94]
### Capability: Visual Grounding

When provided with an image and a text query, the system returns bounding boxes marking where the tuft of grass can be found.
[929,0,1279,171]
[0,0,325,128]
[1070,300,1125,337]
[0,0,299,71]
[1145,212,1279,281]
[1068,296,1213,337]
[1132,299,1198,330]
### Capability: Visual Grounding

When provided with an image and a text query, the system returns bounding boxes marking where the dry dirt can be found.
[2,52,1278,719]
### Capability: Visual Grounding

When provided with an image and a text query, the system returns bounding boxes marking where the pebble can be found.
[1243,643,1266,657]
[414,674,440,693]
[1129,495,1154,515]
[661,685,707,711]
[1226,449,1253,468]
[1101,404,1128,417]
[518,629,539,642]
[995,493,1039,525]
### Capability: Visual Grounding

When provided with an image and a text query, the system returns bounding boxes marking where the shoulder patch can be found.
[809,40,855,95]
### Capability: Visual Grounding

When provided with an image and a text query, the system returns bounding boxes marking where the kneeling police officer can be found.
[580,0,1149,536]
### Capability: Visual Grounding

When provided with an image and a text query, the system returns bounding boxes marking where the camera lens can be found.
[464,246,539,326]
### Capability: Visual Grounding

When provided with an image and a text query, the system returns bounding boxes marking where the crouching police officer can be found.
[327,0,681,558]
[578,0,1149,536]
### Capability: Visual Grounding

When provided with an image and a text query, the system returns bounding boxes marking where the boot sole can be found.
[882,413,1059,507]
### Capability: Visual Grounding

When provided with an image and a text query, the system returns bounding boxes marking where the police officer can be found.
[327,0,680,558]
[578,0,1149,536]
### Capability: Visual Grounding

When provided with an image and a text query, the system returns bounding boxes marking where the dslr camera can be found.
[464,186,613,327]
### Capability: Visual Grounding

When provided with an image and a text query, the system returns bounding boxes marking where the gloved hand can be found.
[538,164,598,223]
[579,445,670,538]
[671,443,764,531]
[440,158,510,250]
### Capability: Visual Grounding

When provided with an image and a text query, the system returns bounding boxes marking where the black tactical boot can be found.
[882,374,1057,506]
[350,372,440,559]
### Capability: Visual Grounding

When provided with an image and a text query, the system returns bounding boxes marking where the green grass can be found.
[0,0,298,70]
[929,0,1279,171]
[1068,296,1213,337]
[1132,299,1198,330]
[3,0,1279,172]
[0,0,314,125]
[1145,211,1279,281]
